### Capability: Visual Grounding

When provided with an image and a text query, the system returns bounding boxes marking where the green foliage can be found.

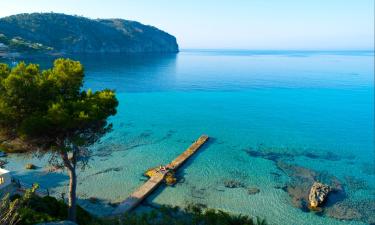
[0,13,178,54]
[15,195,94,225]
[103,204,269,225]
[0,194,20,225]
[3,190,269,225]
[0,58,118,150]
[2,185,95,225]
[0,58,118,221]
[0,184,39,225]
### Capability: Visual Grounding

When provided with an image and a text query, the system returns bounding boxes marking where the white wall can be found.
[0,168,11,190]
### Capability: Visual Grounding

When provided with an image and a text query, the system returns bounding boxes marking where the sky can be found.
[0,0,374,50]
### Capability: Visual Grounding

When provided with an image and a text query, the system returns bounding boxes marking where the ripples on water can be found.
[2,50,374,225]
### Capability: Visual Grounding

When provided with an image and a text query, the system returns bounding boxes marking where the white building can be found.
[0,168,11,190]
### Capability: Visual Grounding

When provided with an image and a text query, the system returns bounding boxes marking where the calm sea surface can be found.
[3,50,374,225]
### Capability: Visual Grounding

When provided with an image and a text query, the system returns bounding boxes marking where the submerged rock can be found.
[88,197,99,204]
[243,145,344,163]
[325,200,375,224]
[276,161,346,212]
[25,163,37,170]
[325,201,362,221]
[243,148,292,162]
[224,180,246,188]
[308,182,331,208]
[44,165,63,173]
[247,187,260,195]
[165,171,177,186]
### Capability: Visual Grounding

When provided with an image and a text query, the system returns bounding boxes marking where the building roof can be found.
[0,168,10,175]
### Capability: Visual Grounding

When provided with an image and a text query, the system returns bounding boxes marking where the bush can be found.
[5,188,95,225]
[19,195,94,225]
[103,204,268,225]
[3,186,268,225]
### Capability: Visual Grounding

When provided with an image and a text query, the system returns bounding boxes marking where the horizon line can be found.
[180,48,375,52]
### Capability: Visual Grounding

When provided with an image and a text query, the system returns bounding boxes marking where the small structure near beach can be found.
[0,168,11,190]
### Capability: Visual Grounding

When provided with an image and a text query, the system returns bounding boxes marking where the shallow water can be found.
[2,50,375,225]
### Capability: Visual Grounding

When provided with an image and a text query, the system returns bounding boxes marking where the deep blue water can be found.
[3,50,374,225]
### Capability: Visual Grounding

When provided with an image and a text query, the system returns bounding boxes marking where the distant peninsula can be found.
[0,13,179,56]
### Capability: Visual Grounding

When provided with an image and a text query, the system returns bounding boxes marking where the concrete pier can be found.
[112,135,209,215]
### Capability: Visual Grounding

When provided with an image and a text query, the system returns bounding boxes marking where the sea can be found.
[2,50,374,225]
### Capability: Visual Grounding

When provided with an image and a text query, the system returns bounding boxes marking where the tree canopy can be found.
[0,58,118,221]
[0,58,118,150]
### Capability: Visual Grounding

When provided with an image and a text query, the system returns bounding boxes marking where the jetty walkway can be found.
[112,135,209,215]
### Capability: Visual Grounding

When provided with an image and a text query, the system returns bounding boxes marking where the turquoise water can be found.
[3,50,375,225]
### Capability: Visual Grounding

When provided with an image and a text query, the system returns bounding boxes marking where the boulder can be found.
[308,182,331,208]
[25,163,37,170]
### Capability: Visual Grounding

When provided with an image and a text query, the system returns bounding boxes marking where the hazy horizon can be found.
[0,0,374,50]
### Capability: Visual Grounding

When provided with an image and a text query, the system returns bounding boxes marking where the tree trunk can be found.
[60,151,77,222]
[67,166,77,222]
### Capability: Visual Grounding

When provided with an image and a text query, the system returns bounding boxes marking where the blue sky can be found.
[0,0,373,50]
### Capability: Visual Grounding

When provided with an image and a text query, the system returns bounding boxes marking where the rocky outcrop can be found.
[0,13,179,54]
[308,182,331,208]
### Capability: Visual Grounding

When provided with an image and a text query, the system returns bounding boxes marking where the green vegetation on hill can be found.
[0,33,53,53]
[0,13,179,54]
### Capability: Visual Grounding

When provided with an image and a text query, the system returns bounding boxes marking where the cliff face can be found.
[0,13,179,54]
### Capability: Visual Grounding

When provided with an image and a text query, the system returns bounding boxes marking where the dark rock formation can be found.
[276,161,345,211]
[325,200,375,224]
[243,146,342,162]
[25,163,37,170]
[224,180,246,188]
[247,187,260,195]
